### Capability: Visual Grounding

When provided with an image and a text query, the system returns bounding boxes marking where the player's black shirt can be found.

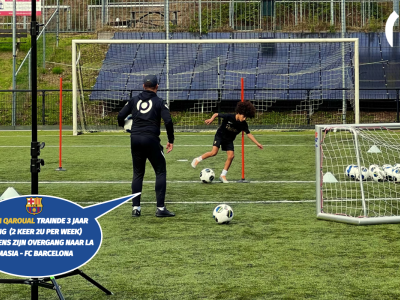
[216,114,250,142]
[117,90,174,143]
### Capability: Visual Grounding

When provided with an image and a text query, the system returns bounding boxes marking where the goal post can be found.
[316,124,400,225]
[72,38,359,135]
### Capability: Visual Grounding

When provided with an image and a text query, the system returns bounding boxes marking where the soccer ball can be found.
[372,167,386,182]
[368,164,380,178]
[200,168,215,183]
[382,165,394,181]
[359,166,369,181]
[124,115,133,132]
[346,165,360,180]
[345,165,356,177]
[392,168,400,182]
[213,204,234,224]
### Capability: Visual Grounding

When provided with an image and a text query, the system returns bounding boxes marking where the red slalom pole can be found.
[56,77,66,171]
[238,78,248,183]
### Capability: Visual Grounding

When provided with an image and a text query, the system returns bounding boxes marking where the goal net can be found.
[72,38,359,135]
[316,124,400,225]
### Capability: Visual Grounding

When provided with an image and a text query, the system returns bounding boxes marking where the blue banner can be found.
[0,193,139,278]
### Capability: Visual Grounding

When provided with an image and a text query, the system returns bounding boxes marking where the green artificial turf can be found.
[0,131,399,300]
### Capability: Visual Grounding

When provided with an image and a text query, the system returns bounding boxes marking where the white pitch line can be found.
[0,144,312,148]
[0,134,313,137]
[0,180,315,184]
[76,200,315,205]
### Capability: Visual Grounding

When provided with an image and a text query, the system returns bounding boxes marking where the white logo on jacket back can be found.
[137,100,153,114]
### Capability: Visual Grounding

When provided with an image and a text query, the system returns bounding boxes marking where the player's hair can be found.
[235,101,256,118]
[143,83,158,90]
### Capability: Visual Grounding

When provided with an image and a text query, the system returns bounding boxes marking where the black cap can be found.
[143,75,158,87]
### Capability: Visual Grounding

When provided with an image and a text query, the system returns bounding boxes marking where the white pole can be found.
[315,125,322,216]
[300,0,302,24]
[102,0,108,25]
[229,0,233,29]
[56,0,59,47]
[354,39,359,124]
[12,0,16,127]
[72,41,77,136]
[217,56,220,89]
[42,9,46,69]
[199,0,202,33]
[341,0,346,124]
[28,52,31,90]
[352,128,367,216]
[165,0,170,105]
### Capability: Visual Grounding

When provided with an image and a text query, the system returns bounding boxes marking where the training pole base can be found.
[55,167,66,171]
[237,179,250,183]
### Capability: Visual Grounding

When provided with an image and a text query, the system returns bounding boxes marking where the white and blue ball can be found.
[382,164,392,172]
[350,167,360,180]
[368,164,380,178]
[213,204,234,224]
[382,165,394,181]
[372,167,386,182]
[392,168,400,183]
[345,165,356,178]
[124,115,133,132]
[359,166,369,181]
[200,168,215,183]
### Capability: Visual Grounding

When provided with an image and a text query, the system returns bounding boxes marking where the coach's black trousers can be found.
[130,134,167,207]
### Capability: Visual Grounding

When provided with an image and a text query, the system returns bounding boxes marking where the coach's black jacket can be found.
[117,90,175,144]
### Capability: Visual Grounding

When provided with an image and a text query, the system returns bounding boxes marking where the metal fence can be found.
[0,0,397,33]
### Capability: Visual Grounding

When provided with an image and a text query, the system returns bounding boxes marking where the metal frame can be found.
[72,38,359,136]
[315,123,400,225]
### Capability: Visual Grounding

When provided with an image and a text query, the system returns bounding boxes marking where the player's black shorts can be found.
[213,134,234,151]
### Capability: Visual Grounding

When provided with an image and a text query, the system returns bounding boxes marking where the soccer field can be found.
[0,131,400,300]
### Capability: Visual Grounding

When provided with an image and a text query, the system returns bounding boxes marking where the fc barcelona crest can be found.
[26,197,43,215]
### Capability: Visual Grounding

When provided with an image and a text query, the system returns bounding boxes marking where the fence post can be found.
[397,89,399,123]
[307,89,311,125]
[102,0,109,26]
[42,91,46,125]
[217,88,221,126]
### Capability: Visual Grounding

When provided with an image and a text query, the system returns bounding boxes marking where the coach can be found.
[118,75,175,218]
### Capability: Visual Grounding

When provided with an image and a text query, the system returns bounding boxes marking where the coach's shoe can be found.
[219,176,229,183]
[156,207,175,217]
[132,209,141,217]
[191,158,199,168]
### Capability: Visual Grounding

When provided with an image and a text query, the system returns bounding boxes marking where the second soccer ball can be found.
[200,168,215,183]
[213,204,234,224]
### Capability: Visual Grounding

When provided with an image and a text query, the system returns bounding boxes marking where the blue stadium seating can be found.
[90,32,400,102]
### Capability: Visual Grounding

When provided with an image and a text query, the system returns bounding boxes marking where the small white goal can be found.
[316,124,400,225]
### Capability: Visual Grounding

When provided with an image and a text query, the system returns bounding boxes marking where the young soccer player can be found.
[191,101,263,183]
